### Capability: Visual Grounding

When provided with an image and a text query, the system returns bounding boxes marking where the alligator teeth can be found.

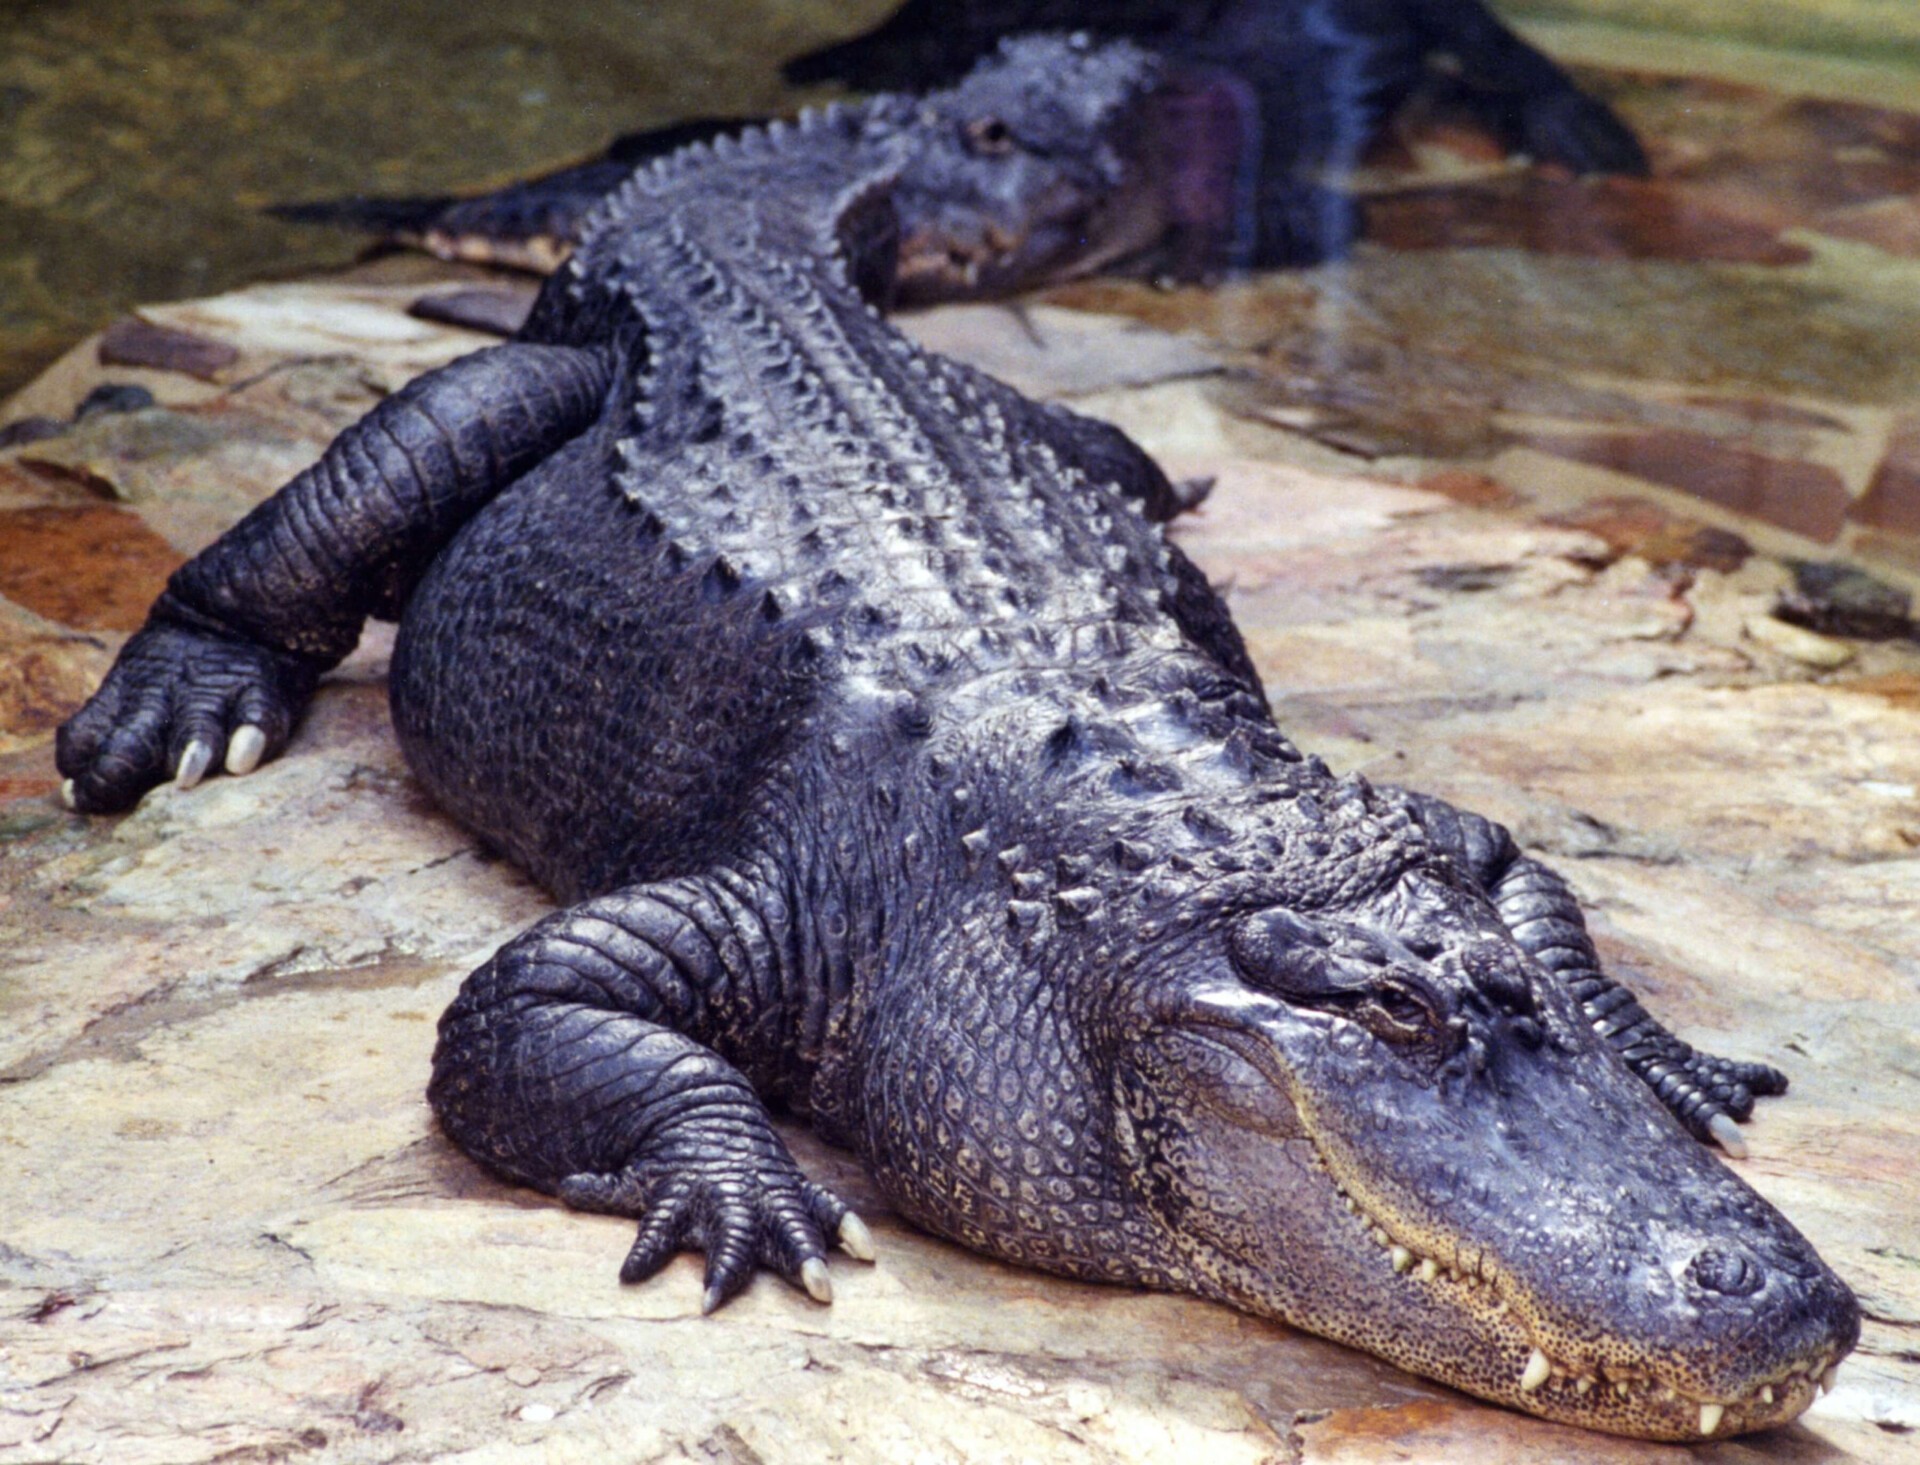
[1760,1384,1774,1405]
[1520,1348,1552,1394]
[1417,1258,1439,1284]
[1575,1377,1592,1396]
[1699,1403,1724,1436]
[1390,1246,1413,1273]
[1615,1380,1630,1399]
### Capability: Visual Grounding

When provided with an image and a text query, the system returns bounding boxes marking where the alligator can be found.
[790,0,1648,269]
[274,0,1645,281]
[57,34,1855,1443]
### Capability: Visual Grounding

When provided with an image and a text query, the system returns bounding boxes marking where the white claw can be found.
[1390,1245,1413,1274]
[60,778,76,810]
[225,724,267,776]
[174,739,213,790]
[1521,1348,1552,1394]
[1707,1113,1749,1160]
[800,1257,833,1304]
[1821,1364,1839,1394]
[1699,1403,1724,1436]
[838,1212,876,1262]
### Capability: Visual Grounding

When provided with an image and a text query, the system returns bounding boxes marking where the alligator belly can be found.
[389,445,808,902]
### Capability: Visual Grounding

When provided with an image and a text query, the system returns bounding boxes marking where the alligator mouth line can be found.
[1316,1158,1842,1438]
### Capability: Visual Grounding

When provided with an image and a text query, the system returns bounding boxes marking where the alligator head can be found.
[890,34,1169,303]
[1100,777,1858,1440]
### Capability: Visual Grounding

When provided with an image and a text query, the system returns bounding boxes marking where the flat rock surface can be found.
[3,260,1919,1465]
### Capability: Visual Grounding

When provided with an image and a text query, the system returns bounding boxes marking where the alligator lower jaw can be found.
[1320,1170,1841,1441]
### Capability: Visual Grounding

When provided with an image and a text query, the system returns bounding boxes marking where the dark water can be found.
[0,0,895,396]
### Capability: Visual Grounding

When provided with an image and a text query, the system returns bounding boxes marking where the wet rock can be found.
[0,415,64,450]
[1743,612,1859,669]
[0,504,182,632]
[1812,196,1920,258]
[0,595,114,756]
[1415,470,1523,510]
[71,382,156,420]
[1854,413,1920,537]
[97,316,241,381]
[1364,174,1811,265]
[1521,428,1851,542]
[1776,560,1914,641]
[896,303,1221,400]
[408,284,540,337]
[1542,495,1751,573]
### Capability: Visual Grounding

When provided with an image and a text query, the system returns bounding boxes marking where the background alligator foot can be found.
[1390,787,1788,1156]
[1575,975,1789,1159]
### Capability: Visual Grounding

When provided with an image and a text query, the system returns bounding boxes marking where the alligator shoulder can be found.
[57,35,1851,1445]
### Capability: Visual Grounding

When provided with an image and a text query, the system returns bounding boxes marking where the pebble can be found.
[1742,613,1856,668]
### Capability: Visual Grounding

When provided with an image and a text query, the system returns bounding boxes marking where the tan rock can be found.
[3,271,1918,1464]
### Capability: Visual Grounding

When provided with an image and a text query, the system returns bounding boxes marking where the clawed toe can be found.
[563,1158,859,1310]
[174,739,215,790]
[226,724,268,775]
[838,1210,876,1262]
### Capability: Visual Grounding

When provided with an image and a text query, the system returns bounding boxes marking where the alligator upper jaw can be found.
[1151,989,1860,1441]
[1307,1155,1846,1440]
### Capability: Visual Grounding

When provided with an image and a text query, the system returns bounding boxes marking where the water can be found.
[0,0,892,395]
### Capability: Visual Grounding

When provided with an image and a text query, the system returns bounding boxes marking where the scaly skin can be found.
[58,37,1853,1441]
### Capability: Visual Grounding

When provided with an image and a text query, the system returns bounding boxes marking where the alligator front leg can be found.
[429,872,873,1310]
[57,341,615,812]
[1393,790,1787,1156]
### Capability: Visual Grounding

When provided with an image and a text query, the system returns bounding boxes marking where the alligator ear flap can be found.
[1229,907,1369,1003]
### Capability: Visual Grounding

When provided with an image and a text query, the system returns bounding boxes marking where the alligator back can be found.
[387,65,1224,902]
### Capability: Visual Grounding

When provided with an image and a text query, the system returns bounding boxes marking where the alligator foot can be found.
[1575,976,1788,1159]
[1386,787,1790,1156]
[559,1146,872,1311]
[55,619,316,813]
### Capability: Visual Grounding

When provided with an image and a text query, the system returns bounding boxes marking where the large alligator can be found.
[275,0,1645,280]
[58,35,1855,1443]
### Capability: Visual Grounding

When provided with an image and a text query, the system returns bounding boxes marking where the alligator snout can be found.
[1687,1243,1765,1298]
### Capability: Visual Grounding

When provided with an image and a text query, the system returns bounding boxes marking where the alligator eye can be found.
[1357,979,1446,1049]
[964,117,1015,156]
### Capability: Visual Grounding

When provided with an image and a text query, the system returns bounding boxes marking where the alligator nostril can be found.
[1687,1245,1765,1298]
